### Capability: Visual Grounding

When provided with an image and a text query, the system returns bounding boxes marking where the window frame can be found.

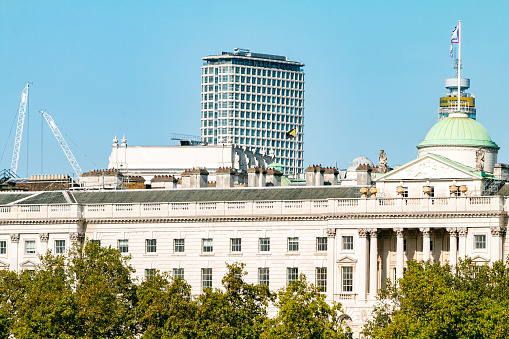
[145,239,157,253]
[287,267,298,285]
[287,237,299,252]
[474,234,487,250]
[230,238,242,252]
[342,236,354,251]
[258,267,269,287]
[145,269,156,280]
[201,268,213,290]
[342,266,353,292]
[202,238,213,253]
[316,267,327,292]
[25,240,36,255]
[118,239,129,253]
[259,237,270,252]
[173,268,184,280]
[55,240,66,254]
[316,237,327,252]
[0,240,7,255]
[174,238,185,253]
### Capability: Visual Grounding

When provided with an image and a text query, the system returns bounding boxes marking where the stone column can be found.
[357,229,368,300]
[420,228,431,261]
[458,228,467,258]
[490,226,505,263]
[394,228,404,281]
[368,229,378,298]
[447,228,458,267]
[326,228,336,302]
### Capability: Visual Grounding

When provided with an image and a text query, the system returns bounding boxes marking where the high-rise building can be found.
[438,60,476,120]
[201,48,305,175]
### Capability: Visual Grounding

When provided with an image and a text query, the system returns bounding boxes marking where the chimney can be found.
[186,168,209,188]
[356,165,372,186]
[258,167,267,187]
[215,167,236,188]
[324,167,339,186]
[266,168,282,186]
[305,165,325,186]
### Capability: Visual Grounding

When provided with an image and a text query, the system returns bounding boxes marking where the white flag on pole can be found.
[451,26,459,43]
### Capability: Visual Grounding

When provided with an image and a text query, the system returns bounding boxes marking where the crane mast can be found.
[10,83,30,175]
[40,110,83,177]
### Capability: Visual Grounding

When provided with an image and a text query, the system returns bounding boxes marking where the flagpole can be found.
[457,20,461,111]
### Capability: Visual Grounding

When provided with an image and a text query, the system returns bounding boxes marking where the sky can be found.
[0,0,508,178]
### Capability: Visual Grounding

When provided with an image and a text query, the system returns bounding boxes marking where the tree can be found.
[262,274,351,339]
[363,259,509,339]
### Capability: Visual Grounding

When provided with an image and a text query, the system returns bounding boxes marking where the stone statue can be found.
[234,152,241,169]
[475,148,485,172]
[378,150,389,173]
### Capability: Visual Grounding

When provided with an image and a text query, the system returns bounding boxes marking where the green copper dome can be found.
[418,117,498,148]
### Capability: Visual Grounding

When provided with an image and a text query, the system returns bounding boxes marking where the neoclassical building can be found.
[1,109,508,337]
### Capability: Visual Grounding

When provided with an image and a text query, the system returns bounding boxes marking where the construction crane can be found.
[40,110,83,177]
[10,83,30,175]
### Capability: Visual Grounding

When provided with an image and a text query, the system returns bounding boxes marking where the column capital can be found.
[446,227,458,236]
[458,228,468,237]
[419,227,431,237]
[326,228,336,238]
[368,228,378,238]
[70,232,85,243]
[393,227,404,238]
[39,233,49,242]
[358,229,368,238]
[491,226,506,237]
[10,233,19,243]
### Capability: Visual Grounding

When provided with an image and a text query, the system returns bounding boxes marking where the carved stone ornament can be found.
[419,227,431,237]
[491,226,506,237]
[446,227,458,236]
[39,233,49,242]
[70,232,85,242]
[458,227,468,237]
[393,227,404,238]
[475,148,485,172]
[360,187,368,198]
[10,233,20,243]
[368,228,378,238]
[358,229,368,238]
[326,228,337,238]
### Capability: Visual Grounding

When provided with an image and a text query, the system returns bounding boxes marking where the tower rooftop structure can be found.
[438,60,476,120]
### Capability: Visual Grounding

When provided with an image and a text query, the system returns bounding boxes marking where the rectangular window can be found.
[230,238,242,252]
[202,238,213,253]
[342,236,354,250]
[173,268,184,279]
[259,238,270,252]
[145,269,156,280]
[25,240,36,255]
[174,239,185,253]
[342,267,353,292]
[55,240,66,254]
[287,267,298,285]
[0,241,6,255]
[474,234,486,249]
[288,237,299,251]
[118,239,128,253]
[316,267,327,292]
[316,237,327,251]
[258,268,269,287]
[202,268,212,290]
[146,239,157,253]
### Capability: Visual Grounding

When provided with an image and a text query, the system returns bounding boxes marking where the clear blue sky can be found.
[1,1,508,177]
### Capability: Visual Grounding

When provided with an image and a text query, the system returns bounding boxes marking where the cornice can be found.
[0,219,82,225]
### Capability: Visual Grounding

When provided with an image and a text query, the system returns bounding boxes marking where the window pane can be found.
[288,237,299,251]
[316,267,327,292]
[202,268,212,290]
[202,238,213,253]
[0,241,6,255]
[342,267,353,292]
[25,241,36,254]
[174,239,185,253]
[145,269,156,280]
[475,235,486,249]
[258,268,269,286]
[55,240,66,254]
[118,239,129,253]
[316,237,327,251]
[287,267,298,285]
[173,268,184,279]
[259,238,270,252]
[342,236,354,250]
[146,239,157,253]
[230,238,241,252]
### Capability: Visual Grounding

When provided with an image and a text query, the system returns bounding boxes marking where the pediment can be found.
[0,260,9,268]
[471,255,489,263]
[336,255,358,264]
[19,260,37,268]
[376,154,480,181]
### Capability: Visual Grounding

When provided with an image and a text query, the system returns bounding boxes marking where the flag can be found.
[450,45,453,58]
[286,128,296,138]
[451,26,459,43]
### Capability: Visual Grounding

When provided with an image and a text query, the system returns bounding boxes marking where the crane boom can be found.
[40,110,83,177]
[10,83,30,175]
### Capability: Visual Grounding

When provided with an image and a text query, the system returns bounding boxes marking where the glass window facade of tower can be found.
[201,48,305,175]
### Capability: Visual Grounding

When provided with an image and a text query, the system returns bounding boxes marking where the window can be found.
[474,234,486,249]
[288,237,299,251]
[342,267,353,292]
[173,268,184,279]
[316,267,327,292]
[55,240,66,254]
[342,236,354,250]
[402,187,409,198]
[25,240,36,255]
[259,238,270,252]
[145,269,156,280]
[258,268,269,286]
[118,239,128,253]
[287,267,298,285]
[91,240,101,247]
[0,241,6,255]
[316,237,327,251]
[202,238,213,253]
[146,239,157,253]
[230,238,241,252]
[202,268,212,290]
[174,239,185,253]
